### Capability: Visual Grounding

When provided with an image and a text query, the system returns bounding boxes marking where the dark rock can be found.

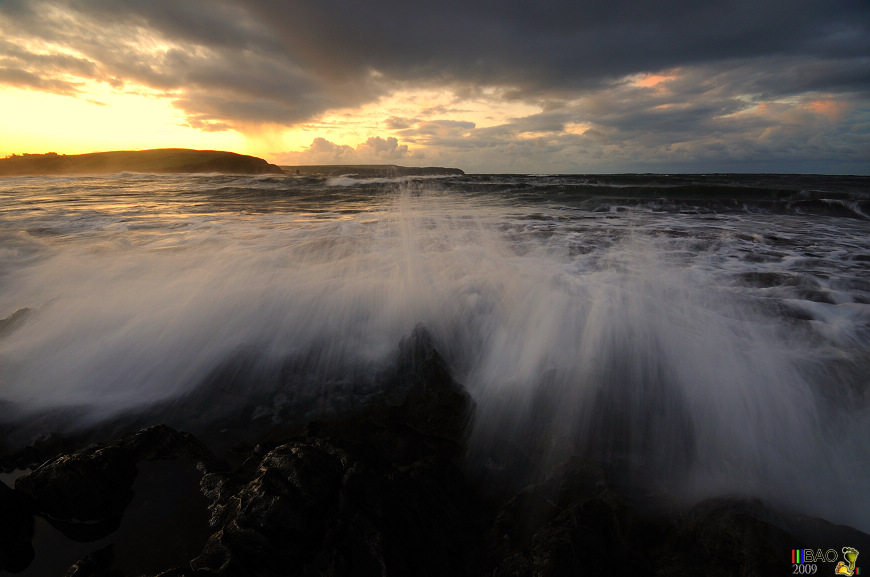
[4,329,868,577]
[658,497,870,577]
[396,324,476,445]
[787,513,870,552]
[0,431,79,473]
[654,497,794,576]
[0,480,34,573]
[485,459,870,576]
[192,435,485,576]
[149,569,213,577]
[488,459,666,577]
[97,457,212,575]
[63,545,124,577]
[15,444,137,542]
[192,440,348,575]
[9,340,479,576]
[491,490,560,555]
[118,424,227,471]
[522,496,653,577]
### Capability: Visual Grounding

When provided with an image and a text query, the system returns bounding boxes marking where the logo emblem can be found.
[835,547,860,576]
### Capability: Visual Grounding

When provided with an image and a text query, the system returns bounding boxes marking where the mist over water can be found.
[1,173,869,530]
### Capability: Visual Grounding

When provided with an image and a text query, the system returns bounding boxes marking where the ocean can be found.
[1,172,869,532]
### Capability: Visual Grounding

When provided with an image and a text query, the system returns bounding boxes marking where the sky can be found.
[0,0,868,174]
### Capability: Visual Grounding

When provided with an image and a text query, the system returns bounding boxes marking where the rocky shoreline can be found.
[2,327,868,576]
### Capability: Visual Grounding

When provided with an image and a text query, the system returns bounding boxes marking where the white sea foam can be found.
[1,174,869,530]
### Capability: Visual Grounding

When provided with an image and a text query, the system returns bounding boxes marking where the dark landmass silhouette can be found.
[0,149,285,175]
[0,151,465,177]
[283,164,465,177]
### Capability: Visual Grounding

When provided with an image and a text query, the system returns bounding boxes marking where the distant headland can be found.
[282,164,465,177]
[0,149,284,176]
[0,150,465,177]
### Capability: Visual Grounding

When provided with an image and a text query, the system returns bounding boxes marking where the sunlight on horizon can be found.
[0,85,247,158]
[1,78,547,162]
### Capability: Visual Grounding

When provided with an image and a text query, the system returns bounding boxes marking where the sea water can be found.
[1,172,869,530]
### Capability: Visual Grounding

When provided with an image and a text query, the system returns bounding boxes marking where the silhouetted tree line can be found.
[3,152,60,159]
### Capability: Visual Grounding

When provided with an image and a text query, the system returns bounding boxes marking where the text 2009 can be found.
[792,565,817,574]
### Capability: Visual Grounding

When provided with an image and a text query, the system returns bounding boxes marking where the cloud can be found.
[0,66,81,94]
[401,120,476,141]
[4,0,867,116]
[0,0,387,126]
[356,136,409,157]
[273,136,411,165]
[385,116,419,129]
[372,66,870,174]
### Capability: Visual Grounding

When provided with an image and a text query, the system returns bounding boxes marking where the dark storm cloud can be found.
[4,0,868,114]
[262,0,863,87]
[1,0,868,170]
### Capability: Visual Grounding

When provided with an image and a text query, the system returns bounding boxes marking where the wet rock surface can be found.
[15,445,138,542]
[62,545,122,577]
[0,480,34,572]
[1,327,868,576]
[190,420,485,577]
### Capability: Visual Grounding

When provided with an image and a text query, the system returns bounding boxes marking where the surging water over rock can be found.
[0,173,869,531]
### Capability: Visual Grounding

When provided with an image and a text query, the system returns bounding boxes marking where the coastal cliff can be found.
[0,149,285,176]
